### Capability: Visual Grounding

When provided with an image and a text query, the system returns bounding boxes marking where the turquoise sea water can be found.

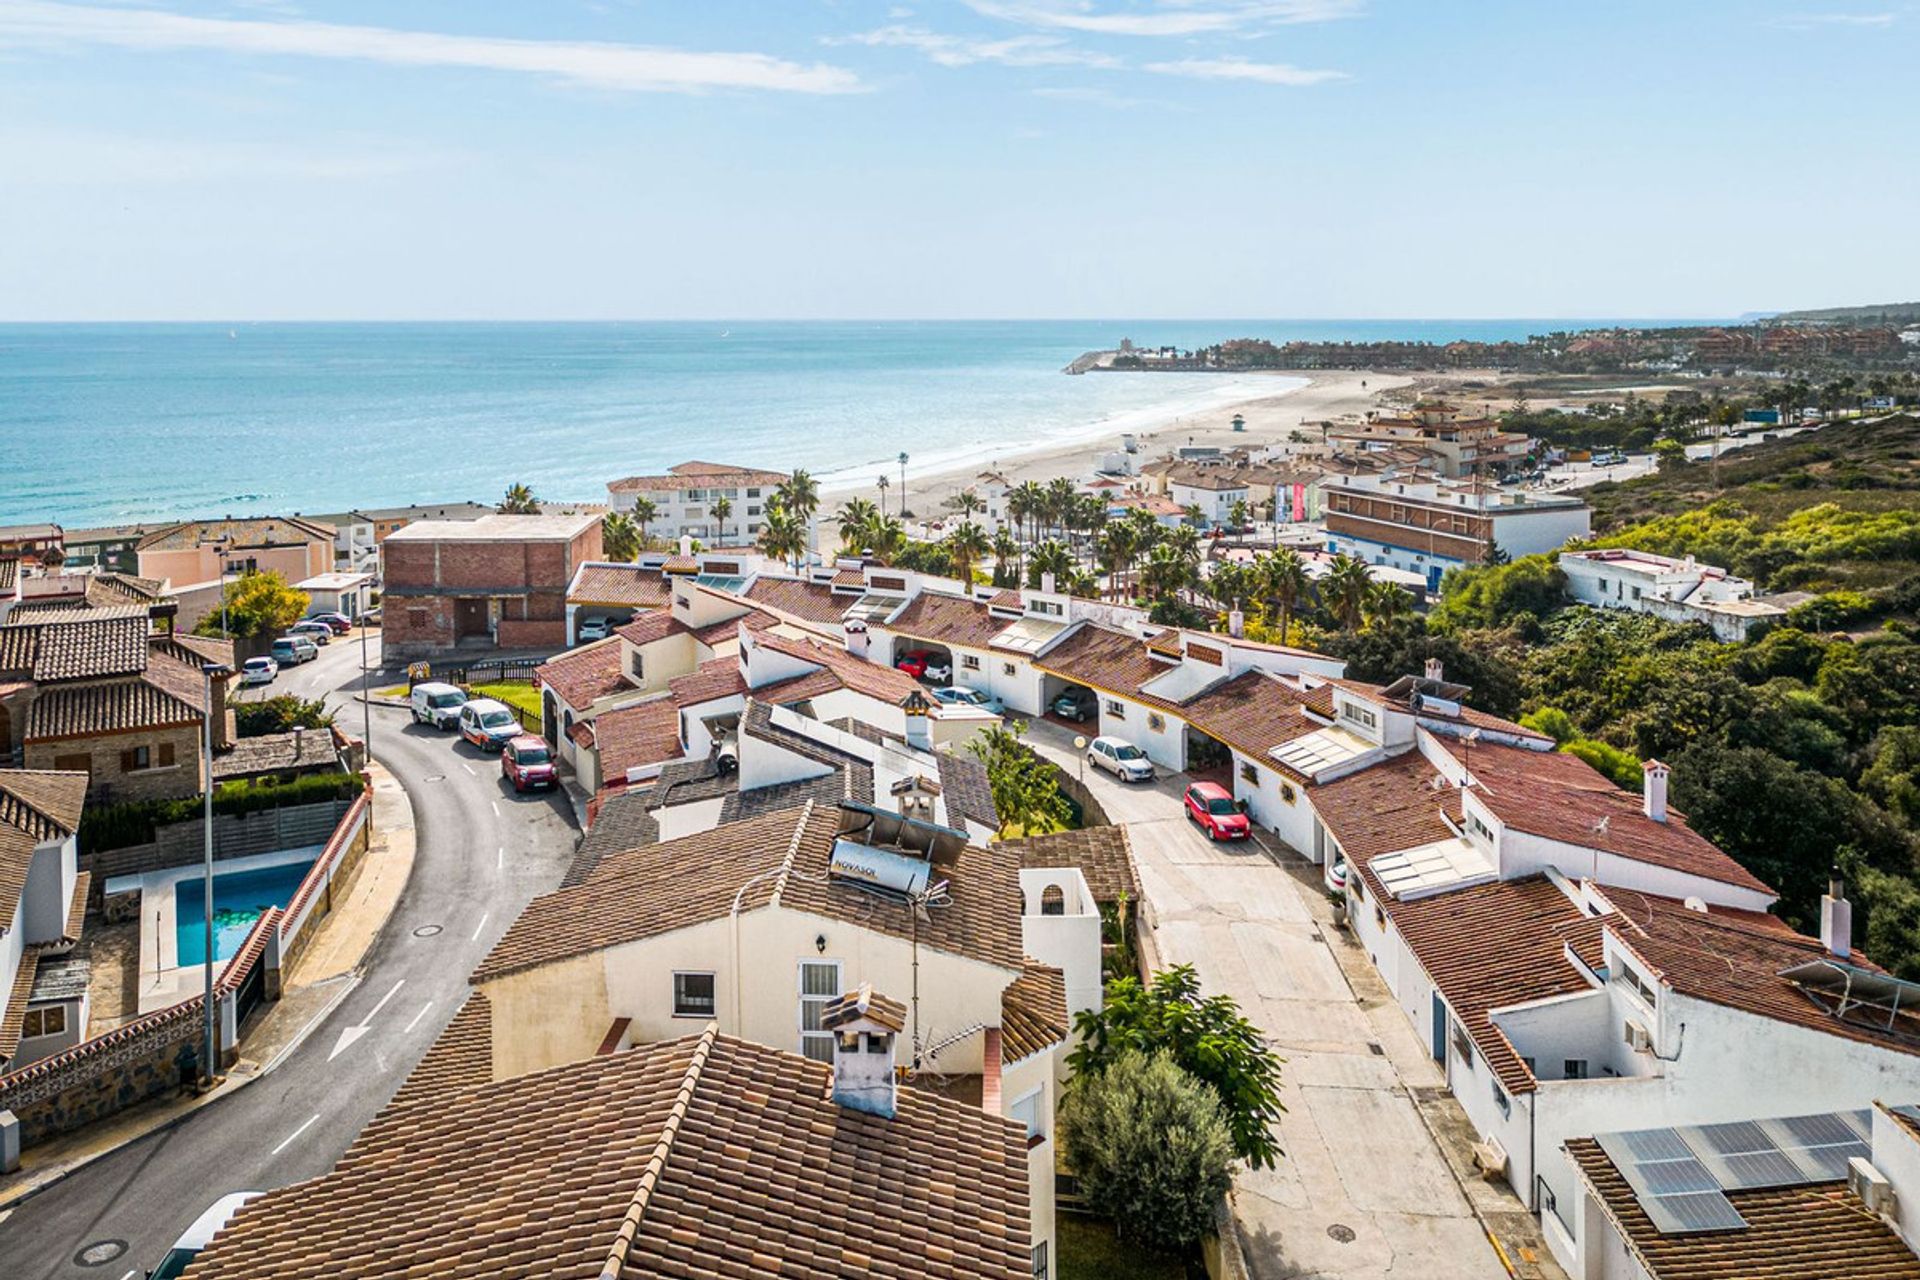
[0,320,1718,527]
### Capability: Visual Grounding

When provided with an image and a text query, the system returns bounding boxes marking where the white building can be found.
[0,769,90,1071]
[1322,471,1593,593]
[1559,548,1789,642]
[604,460,789,544]
[1166,470,1250,529]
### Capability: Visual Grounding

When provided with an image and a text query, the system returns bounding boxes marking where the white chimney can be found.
[1424,657,1444,683]
[678,534,693,556]
[1228,604,1244,638]
[1822,869,1853,960]
[843,618,870,659]
[902,690,933,752]
[823,984,902,1119]
[1040,571,1056,595]
[1642,758,1669,823]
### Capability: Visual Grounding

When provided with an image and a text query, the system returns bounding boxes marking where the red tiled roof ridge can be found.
[597,1021,719,1280]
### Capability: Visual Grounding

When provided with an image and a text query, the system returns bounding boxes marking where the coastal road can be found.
[0,630,580,1279]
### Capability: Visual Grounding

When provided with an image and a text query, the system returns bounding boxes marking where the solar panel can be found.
[1596,1130,1748,1236]
[1649,1191,1750,1235]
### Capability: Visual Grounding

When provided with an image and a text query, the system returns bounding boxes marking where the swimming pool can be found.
[175,858,316,966]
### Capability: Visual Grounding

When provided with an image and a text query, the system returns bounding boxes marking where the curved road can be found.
[0,630,578,1279]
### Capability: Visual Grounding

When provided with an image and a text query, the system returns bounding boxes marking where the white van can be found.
[410,681,467,729]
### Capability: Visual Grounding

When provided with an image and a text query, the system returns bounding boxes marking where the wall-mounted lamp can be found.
[815,933,828,954]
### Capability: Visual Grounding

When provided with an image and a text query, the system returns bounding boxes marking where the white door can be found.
[798,960,841,1063]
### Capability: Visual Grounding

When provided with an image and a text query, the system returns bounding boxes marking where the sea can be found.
[0,319,1719,528]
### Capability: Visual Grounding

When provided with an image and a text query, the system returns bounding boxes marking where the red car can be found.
[1184,781,1250,841]
[501,735,557,791]
[894,649,952,682]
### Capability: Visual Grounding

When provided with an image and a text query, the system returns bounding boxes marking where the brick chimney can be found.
[1821,869,1853,960]
[1642,758,1669,823]
[821,983,903,1119]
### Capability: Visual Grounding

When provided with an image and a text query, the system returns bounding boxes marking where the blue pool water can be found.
[175,859,315,967]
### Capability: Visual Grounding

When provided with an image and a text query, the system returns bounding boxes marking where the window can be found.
[1030,599,1063,617]
[53,753,90,775]
[1103,699,1125,719]
[1616,964,1659,1010]
[1537,1176,1567,1232]
[1451,1018,1473,1067]
[1563,1058,1589,1080]
[120,744,168,772]
[1040,884,1065,916]
[673,972,716,1017]
[1468,812,1494,843]
[962,654,981,670]
[1279,781,1296,805]
[747,487,762,498]
[1338,701,1377,731]
[1491,1080,1510,1119]
[1146,712,1166,732]
[1008,1088,1046,1146]
[1240,761,1259,785]
[630,649,645,679]
[747,505,762,517]
[22,1006,66,1039]
[1002,662,1016,677]
[1031,1243,1049,1279]
[798,960,840,1063]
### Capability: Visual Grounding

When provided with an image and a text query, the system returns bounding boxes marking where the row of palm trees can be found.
[597,471,824,568]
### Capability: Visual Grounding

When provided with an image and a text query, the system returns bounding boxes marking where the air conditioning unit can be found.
[1471,1135,1509,1178]
[1850,1156,1897,1217]
[1623,1020,1654,1053]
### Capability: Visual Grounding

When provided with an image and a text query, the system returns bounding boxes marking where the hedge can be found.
[79,771,368,854]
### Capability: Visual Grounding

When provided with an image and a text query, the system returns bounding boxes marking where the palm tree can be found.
[1228,499,1251,542]
[630,496,659,548]
[946,521,990,586]
[710,495,733,547]
[1325,554,1373,631]
[757,507,807,573]
[1261,547,1310,644]
[945,489,986,520]
[1097,521,1138,601]
[835,498,879,553]
[897,452,910,518]
[498,482,540,514]
[1027,539,1074,591]
[875,474,890,514]
[1364,579,1413,629]
[1182,503,1206,530]
[778,470,821,522]
[1140,542,1195,604]
[601,512,640,562]
[865,515,906,566]
[991,526,1022,589]
[1045,477,1077,542]
[1010,480,1046,546]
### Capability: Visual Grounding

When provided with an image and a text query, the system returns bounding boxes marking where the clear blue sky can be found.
[1,0,1913,321]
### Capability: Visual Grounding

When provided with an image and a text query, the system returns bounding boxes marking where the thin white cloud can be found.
[1144,55,1344,84]
[0,1,865,94]
[1768,10,1895,26]
[965,0,1362,37]
[830,24,1118,68]
[1032,85,1162,108]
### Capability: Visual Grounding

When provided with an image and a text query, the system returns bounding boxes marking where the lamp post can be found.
[897,452,909,519]
[359,601,372,761]
[1073,735,1088,788]
[200,660,231,1088]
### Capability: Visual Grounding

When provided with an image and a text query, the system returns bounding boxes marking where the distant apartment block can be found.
[1324,400,1534,480]
[134,517,336,592]
[304,502,495,574]
[605,460,789,543]
[380,512,602,657]
[1560,548,1790,642]
[1322,472,1592,592]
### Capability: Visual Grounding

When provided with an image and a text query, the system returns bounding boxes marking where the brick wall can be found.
[496,618,566,648]
[382,528,592,656]
[27,723,204,804]
[384,595,456,655]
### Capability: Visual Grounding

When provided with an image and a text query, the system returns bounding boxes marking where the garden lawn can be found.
[1057,1216,1192,1280]
[471,682,543,719]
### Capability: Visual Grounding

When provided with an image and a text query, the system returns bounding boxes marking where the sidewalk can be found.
[0,760,417,1209]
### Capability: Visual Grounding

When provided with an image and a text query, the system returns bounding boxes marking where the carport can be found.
[1183,723,1232,786]
[1038,672,1097,726]
[890,637,953,681]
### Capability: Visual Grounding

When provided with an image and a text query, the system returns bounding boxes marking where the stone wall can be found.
[27,722,205,804]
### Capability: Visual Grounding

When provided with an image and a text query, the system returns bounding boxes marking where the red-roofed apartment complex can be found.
[380,512,602,658]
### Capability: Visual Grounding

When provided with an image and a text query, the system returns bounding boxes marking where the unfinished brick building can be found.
[380,513,602,659]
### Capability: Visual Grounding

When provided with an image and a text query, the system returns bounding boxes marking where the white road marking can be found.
[116,1269,134,1280]
[497,844,504,870]
[271,1113,320,1155]
[329,978,405,1060]
[366,978,404,1019]
[404,1000,434,1034]
[491,801,500,817]
[461,762,475,776]
[472,911,490,941]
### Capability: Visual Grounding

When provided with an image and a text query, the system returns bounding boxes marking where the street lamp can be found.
[358,602,372,763]
[200,660,231,1088]
[898,451,909,519]
[1073,735,1088,788]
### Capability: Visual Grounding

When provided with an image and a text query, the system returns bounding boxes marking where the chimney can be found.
[1040,571,1056,595]
[1228,600,1244,639]
[678,534,693,557]
[823,984,901,1119]
[1821,869,1853,960]
[1642,758,1669,823]
[843,618,870,659]
[902,690,933,753]
[1424,657,1444,683]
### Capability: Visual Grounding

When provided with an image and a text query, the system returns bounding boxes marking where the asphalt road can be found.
[0,629,579,1279]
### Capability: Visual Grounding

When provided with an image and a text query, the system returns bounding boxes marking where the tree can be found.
[232,694,334,738]
[1862,726,1920,826]
[601,512,640,563]
[498,482,540,514]
[1228,498,1251,538]
[1139,542,1194,603]
[834,497,879,554]
[1059,1051,1235,1254]
[945,520,989,585]
[757,507,807,573]
[965,722,1072,835]
[1653,438,1689,472]
[710,495,733,546]
[192,570,308,639]
[1069,964,1286,1169]
[1027,539,1074,592]
[630,496,659,547]
[1363,579,1413,630]
[1261,547,1311,644]
[777,470,820,523]
[1429,554,1566,634]
[1323,555,1373,631]
[991,526,1022,589]
[862,515,906,566]
[944,489,986,520]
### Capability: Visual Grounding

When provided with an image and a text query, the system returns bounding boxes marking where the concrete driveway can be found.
[1023,721,1509,1280]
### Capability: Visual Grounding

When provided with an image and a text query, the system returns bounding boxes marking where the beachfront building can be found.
[0,526,64,568]
[304,502,494,575]
[57,524,153,574]
[1559,548,1790,642]
[1322,471,1592,592]
[1325,400,1534,480]
[380,511,602,658]
[604,460,790,544]
[1165,469,1248,529]
[0,769,90,1071]
[133,516,336,596]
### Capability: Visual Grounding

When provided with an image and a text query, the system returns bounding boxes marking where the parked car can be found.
[1184,781,1250,841]
[239,655,278,686]
[269,635,319,665]
[410,681,468,729]
[501,734,557,791]
[459,698,523,751]
[895,649,952,682]
[1051,686,1096,722]
[576,616,613,643]
[309,611,353,634]
[928,686,1005,715]
[288,619,334,645]
[148,1191,263,1280]
[1087,735,1154,783]
[363,605,382,626]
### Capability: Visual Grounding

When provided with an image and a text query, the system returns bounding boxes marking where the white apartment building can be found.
[604,460,789,544]
[1322,471,1592,593]
[1559,548,1789,642]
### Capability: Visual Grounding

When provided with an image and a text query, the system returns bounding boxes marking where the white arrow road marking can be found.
[272,1113,320,1155]
[472,911,489,941]
[496,844,504,870]
[404,1000,435,1034]
[329,978,404,1060]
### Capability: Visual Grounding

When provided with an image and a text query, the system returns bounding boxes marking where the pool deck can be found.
[106,844,324,1014]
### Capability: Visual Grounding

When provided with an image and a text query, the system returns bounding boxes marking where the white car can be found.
[150,1191,263,1280]
[240,656,278,686]
[577,616,613,643]
[1088,735,1154,783]
[929,686,1005,715]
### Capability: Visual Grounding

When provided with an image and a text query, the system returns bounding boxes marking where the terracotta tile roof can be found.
[0,951,39,1063]
[476,800,1025,982]
[662,553,700,574]
[753,630,924,705]
[0,770,85,958]
[1181,671,1324,768]
[887,591,1008,651]
[188,1028,1032,1280]
[987,589,1024,611]
[592,697,685,785]
[3,601,150,626]
[2,613,151,681]
[1312,749,1458,865]
[135,515,333,552]
[615,608,693,648]
[822,983,908,1034]
[87,572,169,605]
[1300,676,1550,744]
[211,729,341,780]
[667,656,747,706]
[536,638,630,712]
[692,608,777,648]
[384,992,494,1111]
[25,665,205,742]
[1383,874,1595,1094]
[0,559,15,592]
[1035,623,1170,708]
[568,562,671,607]
[999,825,1140,903]
[568,720,596,748]
[1567,1137,1920,1280]
[608,461,788,492]
[744,575,850,625]
[566,788,660,887]
[1451,740,1773,896]
[156,632,234,669]
[720,763,876,823]
[1001,961,1070,1064]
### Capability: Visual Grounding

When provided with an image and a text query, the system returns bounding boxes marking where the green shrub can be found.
[79,771,367,854]
[232,695,334,738]
[1060,1050,1233,1255]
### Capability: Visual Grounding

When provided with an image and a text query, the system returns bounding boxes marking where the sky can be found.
[0,0,1914,321]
